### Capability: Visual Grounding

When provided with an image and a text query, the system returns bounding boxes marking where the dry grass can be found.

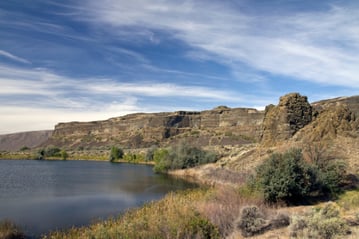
[197,187,250,236]
[0,220,25,239]
[43,189,220,239]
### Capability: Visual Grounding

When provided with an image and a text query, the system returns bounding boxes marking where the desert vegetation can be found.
[290,202,350,239]
[35,146,69,160]
[152,142,218,173]
[108,146,124,162]
[0,220,25,239]
[44,189,220,239]
[250,148,346,204]
[3,145,358,239]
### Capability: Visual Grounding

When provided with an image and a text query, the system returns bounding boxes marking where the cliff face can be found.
[47,107,264,149]
[43,93,359,150]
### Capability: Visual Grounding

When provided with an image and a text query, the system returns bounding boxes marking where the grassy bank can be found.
[43,185,270,239]
[44,188,359,239]
[0,150,154,165]
[43,188,220,239]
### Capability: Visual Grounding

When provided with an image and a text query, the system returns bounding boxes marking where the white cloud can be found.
[0,50,30,64]
[81,0,359,87]
[86,81,237,101]
[0,64,253,133]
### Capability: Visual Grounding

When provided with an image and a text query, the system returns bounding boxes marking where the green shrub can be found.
[270,213,290,229]
[254,148,315,204]
[35,148,46,160]
[60,150,68,160]
[236,206,290,237]
[236,206,268,237]
[183,214,220,239]
[145,145,158,161]
[290,202,349,239]
[153,148,171,173]
[45,147,61,157]
[312,160,346,196]
[153,143,217,173]
[123,152,145,163]
[35,147,70,160]
[109,146,124,162]
[252,148,345,204]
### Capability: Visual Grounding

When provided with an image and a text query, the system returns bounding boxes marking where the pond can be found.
[0,159,196,237]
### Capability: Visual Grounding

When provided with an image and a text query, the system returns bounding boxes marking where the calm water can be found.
[0,159,196,237]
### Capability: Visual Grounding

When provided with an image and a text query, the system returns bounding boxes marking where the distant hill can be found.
[0,130,53,151]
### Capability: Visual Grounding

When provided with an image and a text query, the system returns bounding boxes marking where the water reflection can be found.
[0,160,196,237]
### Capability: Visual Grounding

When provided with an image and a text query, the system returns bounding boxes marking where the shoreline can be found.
[0,153,155,165]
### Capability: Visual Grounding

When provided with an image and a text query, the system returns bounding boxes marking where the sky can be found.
[1,0,359,134]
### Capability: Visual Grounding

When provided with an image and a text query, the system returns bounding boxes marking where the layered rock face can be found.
[44,93,359,149]
[261,93,313,145]
[48,107,264,149]
[294,103,359,142]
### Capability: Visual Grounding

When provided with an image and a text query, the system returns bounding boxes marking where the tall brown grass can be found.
[44,189,219,239]
[0,220,25,239]
[196,186,266,237]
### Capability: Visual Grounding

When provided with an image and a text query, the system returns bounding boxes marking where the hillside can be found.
[0,130,53,151]
[171,93,359,186]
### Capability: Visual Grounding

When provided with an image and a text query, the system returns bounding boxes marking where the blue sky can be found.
[1,0,359,134]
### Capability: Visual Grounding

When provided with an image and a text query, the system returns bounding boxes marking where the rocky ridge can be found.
[2,93,359,159]
[46,107,264,149]
[170,93,359,185]
[44,92,318,150]
[260,93,313,146]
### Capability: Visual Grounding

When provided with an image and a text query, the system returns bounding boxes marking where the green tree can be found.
[109,146,124,162]
[153,148,170,173]
[36,148,46,160]
[60,149,68,160]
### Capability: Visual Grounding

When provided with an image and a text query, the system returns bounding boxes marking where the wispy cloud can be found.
[80,0,359,87]
[0,50,30,64]
[0,64,258,133]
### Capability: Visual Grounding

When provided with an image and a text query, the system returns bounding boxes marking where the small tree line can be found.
[152,143,218,173]
[108,143,218,173]
[36,146,68,160]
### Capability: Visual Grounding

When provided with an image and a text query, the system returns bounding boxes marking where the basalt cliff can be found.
[46,107,264,149]
[2,93,359,156]
[41,92,359,158]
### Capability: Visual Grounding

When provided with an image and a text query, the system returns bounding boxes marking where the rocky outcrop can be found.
[47,107,264,149]
[261,93,313,146]
[293,104,359,142]
[0,130,53,151]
